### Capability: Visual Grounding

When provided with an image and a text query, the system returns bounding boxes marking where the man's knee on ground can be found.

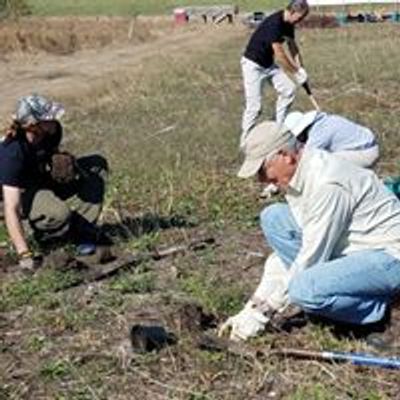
[29,202,71,234]
[288,272,330,313]
[260,203,287,236]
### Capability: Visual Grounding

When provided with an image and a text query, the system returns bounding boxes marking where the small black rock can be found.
[129,324,177,353]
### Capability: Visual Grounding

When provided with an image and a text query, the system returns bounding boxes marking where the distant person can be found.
[284,110,379,167]
[220,121,400,344]
[0,95,109,271]
[240,0,310,147]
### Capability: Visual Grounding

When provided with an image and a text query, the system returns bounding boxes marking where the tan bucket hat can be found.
[238,121,295,178]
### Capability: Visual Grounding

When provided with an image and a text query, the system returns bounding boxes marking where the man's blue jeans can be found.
[260,203,400,324]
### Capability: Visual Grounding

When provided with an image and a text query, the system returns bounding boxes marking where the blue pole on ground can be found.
[278,348,400,370]
[322,351,400,369]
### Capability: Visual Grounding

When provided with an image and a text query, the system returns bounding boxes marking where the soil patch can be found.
[0,16,173,56]
[300,14,340,29]
[0,19,242,124]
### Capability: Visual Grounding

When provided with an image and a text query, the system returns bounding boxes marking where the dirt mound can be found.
[0,16,173,55]
[300,14,339,29]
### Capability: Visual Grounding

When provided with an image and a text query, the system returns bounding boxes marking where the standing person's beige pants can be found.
[240,56,296,147]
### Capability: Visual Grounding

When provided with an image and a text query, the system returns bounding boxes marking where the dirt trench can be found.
[0,16,244,125]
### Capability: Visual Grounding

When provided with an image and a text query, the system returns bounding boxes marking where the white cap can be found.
[284,110,318,137]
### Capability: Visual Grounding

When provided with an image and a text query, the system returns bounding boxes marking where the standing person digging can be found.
[240,0,310,148]
[220,121,400,350]
[0,94,109,272]
[284,110,380,168]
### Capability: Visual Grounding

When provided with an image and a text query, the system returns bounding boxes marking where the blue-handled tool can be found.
[196,335,400,370]
[275,348,400,370]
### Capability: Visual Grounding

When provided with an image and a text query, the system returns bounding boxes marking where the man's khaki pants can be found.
[23,154,108,243]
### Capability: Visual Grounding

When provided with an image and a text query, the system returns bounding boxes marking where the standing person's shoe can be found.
[76,243,96,256]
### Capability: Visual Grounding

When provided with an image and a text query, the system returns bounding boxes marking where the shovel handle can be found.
[302,82,320,111]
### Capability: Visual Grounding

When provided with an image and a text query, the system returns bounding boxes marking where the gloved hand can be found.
[293,67,308,86]
[50,151,77,184]
[18,251,37,272]
[259,183,279,199]
[218,301,271,341]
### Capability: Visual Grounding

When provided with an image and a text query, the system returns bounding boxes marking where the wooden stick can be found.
[62,236,216,288]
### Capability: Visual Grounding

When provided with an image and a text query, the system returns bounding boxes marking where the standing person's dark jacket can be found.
[244,10,295,69]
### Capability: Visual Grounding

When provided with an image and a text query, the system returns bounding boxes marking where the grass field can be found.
[23,0,398,16]
[2,17,400,400]
[26,0,286,16]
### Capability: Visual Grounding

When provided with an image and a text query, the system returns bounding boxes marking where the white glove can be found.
[259,183,279,199]
[218,301,270,341]
[294,67,308,86]
[18,251,40,272]
[218,253,291,342]
[19,255,35,271]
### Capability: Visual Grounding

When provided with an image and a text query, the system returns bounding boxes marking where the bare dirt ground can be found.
[0,16,243,124]
[2,17,400,399]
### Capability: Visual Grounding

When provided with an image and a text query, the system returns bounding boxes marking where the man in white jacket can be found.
[220,120,400,341]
